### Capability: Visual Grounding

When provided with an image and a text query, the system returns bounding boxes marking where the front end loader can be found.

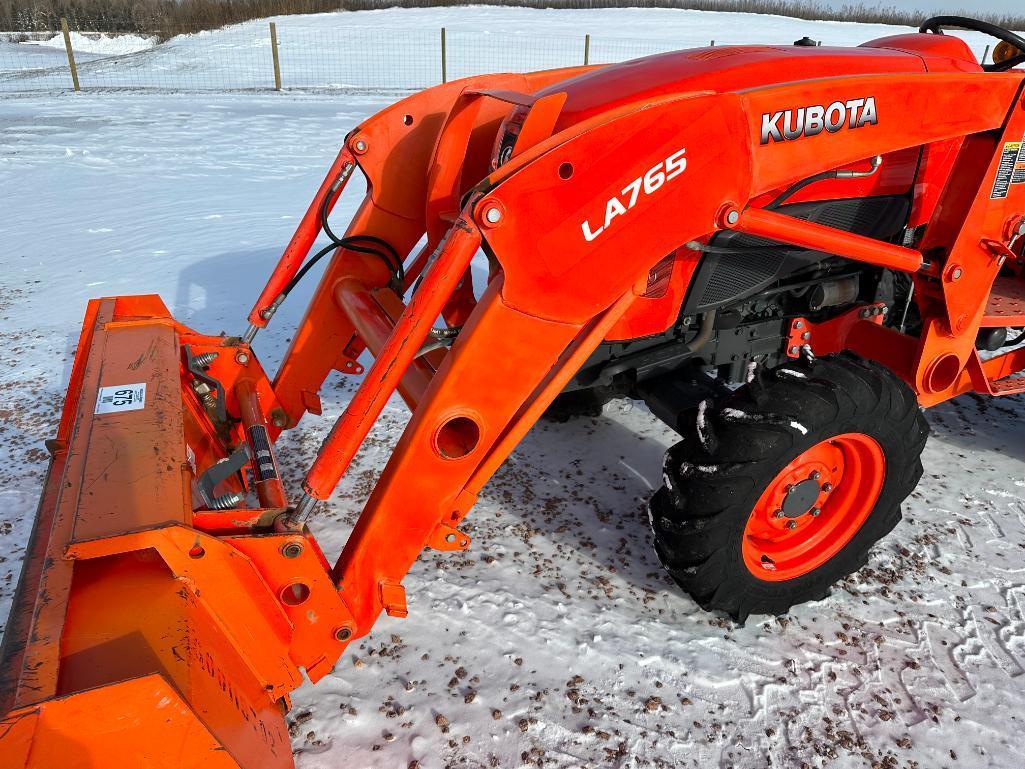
[3,15,1025,768]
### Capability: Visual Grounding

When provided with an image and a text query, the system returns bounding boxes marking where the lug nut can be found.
[822,482,833,492]
[810,471,821,481]
[773,509,784,519]
[787,520,798,530]
[281,541,304,559]
[810,507,821,517]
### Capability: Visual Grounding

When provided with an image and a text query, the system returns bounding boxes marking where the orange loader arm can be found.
[3,61,1025,769]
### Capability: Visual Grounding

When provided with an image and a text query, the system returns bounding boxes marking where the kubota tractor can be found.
[2,14,1025,769]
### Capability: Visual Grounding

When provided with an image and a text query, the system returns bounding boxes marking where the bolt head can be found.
[810,471,821,481]
[822,482,833,492]
[880,305,889,316]
[235,351,250,365]
[787,520,798,530]
[353,139,367,153]
[484,207,502,224]
[281,541,303,559]
[335,626,353,642]
[810,507,821,517]
[725,209,740,226]
[801,331,811,340]
[773,509,784,519]
[794,320,804,330]
[272,416,286,428]
[951,267,963,281]
[789,346,799,355]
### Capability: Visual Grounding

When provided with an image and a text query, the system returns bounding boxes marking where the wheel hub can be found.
[781,478,821,518]
[742,433,887,582]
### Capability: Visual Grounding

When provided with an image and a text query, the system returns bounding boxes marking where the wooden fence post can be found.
[584,33,590,65]
[60,17,80,91]
[441,27,447,84]
[269,22,282,90]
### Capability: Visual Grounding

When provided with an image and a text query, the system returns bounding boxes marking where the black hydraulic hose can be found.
[685,240,770,254]
[319,172,405,284]
[686,310,717,354]
[765,170,839,210]
[245,171,408,338]
[280,240,344,299]
[278,236,407,302]
[684,156,885,256]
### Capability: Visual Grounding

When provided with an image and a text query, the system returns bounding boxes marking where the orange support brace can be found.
[728,205,925,273]
[302,217,482,501]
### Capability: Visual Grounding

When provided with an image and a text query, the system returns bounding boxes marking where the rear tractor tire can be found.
[649,353,929,621]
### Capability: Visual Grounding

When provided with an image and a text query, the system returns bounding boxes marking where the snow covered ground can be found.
[1,6,1024,769]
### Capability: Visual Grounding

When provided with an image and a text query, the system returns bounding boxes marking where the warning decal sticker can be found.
[1014,138,1025,185]
[95,383,147,415]
[992,141,1021,199]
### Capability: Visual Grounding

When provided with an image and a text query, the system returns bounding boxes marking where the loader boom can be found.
[3,27,1025,769]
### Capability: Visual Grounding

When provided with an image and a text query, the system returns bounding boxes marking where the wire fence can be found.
[0,20,713,94]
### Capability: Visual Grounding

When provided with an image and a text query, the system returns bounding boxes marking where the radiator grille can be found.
[698,250,786,306]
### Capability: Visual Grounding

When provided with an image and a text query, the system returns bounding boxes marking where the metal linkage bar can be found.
[292,217,482,520]
[335,278,438,408]
[725,205,925,273]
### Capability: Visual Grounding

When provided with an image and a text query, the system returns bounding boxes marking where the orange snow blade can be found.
[1,676,245,769]
[0,295,351,769]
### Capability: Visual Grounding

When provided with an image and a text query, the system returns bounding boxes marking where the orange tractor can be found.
[2,15,1025,769]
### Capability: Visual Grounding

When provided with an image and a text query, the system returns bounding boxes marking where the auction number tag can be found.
[95,383,147,415]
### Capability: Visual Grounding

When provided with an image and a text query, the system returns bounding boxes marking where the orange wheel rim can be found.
[742,432,886,582]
